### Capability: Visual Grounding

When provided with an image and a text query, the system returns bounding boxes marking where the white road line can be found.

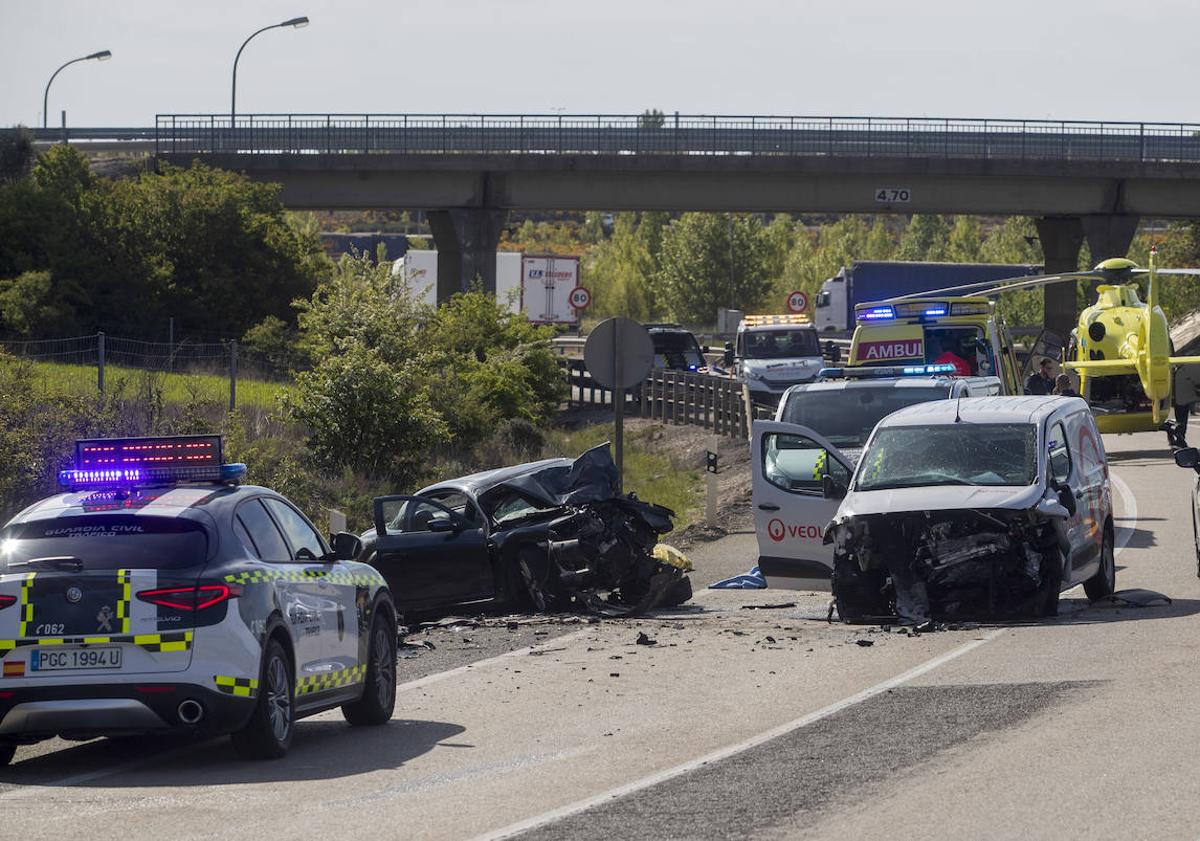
[1110,472,1138,556]
[466,628,1006,841]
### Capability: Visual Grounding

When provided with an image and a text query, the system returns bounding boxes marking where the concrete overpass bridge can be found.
[36,113,1200,337]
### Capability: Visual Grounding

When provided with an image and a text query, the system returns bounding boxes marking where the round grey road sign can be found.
[584,317,654,390]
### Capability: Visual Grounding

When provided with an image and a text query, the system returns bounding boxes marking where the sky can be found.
[2,0,1197,127]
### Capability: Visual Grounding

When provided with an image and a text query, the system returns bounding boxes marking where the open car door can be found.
[369,495,494,610]
[751,421,855,591]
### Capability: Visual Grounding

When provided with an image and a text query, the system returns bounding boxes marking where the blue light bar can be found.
[923,307,948,317]
[901,363,957,375]
[818,363,958,380]
[857,306,895,321]
[58,435,245,490]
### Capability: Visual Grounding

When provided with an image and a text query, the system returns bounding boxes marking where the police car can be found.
[0,435,397,764]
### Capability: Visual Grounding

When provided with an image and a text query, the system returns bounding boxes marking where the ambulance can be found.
[847,296,1024,394]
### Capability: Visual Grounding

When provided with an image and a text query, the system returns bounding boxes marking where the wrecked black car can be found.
[359,445,692,617]
[824,397,1115,623]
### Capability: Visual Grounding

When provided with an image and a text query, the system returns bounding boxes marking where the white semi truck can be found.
[393,250,581,324]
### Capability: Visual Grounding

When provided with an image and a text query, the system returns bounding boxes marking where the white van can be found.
[754,396,1114,622]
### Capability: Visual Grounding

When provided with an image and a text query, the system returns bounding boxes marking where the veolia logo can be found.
[768,518,786,542]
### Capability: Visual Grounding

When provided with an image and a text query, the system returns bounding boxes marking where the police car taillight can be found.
[0,594,15,610]
[136,584,240,611]
[57,435,247,490]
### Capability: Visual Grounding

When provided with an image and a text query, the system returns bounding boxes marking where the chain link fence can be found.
[0,332,292,409]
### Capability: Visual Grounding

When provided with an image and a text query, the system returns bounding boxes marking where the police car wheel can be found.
[0,740,14,767]
[342,614,397,727]
[231,638,294,760]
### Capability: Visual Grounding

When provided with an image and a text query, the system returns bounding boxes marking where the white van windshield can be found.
[780,385,952,449]
[856,424,1037,490]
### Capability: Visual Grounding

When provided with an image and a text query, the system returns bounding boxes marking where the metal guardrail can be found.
[131,114,1200,163]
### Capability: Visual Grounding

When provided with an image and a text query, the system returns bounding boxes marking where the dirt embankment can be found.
[557,407,753,549]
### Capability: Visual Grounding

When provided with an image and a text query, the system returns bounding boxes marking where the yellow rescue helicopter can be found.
[893,248,1200,441]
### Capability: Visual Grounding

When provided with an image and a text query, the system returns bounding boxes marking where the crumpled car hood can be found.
[836,482,1044,519]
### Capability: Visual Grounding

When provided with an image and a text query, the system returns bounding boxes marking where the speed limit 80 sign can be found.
[786,290,809,314]
[568,286,592,310]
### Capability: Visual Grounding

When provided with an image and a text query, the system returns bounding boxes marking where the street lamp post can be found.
[43,50,112,129]
[231,16,309,126]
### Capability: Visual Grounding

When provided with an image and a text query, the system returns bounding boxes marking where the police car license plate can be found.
[31,647,122,671]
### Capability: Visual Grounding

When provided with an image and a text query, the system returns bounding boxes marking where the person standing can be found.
[1052,373,1080,398]
[1025,358,1055,395]
[1172,363,1200,447]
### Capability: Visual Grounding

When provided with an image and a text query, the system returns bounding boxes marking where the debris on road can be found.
[740,602,798,610]
[855,639,875,647]
[635,632,657,646]
[1091,588,1172,608]
[709,565,767,589]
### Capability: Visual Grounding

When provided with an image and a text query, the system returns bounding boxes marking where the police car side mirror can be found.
[822,474,846,501]
[723,349,735,366]
[1175,447,1200,470]
[330,531,364,561]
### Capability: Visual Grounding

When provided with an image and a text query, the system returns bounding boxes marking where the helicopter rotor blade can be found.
[879,272,1091,302]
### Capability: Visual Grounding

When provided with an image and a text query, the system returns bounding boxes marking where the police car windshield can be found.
[780,385,952,448]
[744,329,819,359]
[0,516,208,571]
[856,423,1037,490]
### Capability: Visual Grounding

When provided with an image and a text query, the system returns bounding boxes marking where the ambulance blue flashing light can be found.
[922,307,948,317]
[857,306,895,321]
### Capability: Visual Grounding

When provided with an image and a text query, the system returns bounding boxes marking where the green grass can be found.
[18,360,286,411]
[543,424,703,524]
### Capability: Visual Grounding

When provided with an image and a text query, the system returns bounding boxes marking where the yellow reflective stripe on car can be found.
[18,573,36,637]
[223,569,385,587]
[132,631,194,652]
[214,675,259,698]
[0,632,195,654]
[296,664,366,695]
[116,569,131,634]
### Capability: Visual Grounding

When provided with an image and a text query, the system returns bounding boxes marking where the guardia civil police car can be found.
[0,436,397,764]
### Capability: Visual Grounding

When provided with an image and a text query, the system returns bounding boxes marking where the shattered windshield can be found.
[855,423,1037,490]
[780,385,952,449]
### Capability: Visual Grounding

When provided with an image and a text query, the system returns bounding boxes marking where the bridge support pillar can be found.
[428,209,507,303]
[1035,216,1085,345]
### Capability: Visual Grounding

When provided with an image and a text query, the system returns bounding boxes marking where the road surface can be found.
[2,431,1197,841]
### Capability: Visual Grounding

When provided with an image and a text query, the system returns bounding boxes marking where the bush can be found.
[279,340,448,483]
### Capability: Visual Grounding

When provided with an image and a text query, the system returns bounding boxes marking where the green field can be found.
[17,360,286,411]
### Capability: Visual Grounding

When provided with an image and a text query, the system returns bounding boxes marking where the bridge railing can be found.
[138,114,1200,163]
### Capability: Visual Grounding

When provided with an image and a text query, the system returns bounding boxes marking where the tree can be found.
[946,216,984,263]
[639,109,666,129]
[0,126,35,184]
[584,213,657,320]
[896,215,951,261]
[0,146,327,339]
[656,213,773,324]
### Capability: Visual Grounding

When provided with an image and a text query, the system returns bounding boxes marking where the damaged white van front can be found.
[825,396,1115,623]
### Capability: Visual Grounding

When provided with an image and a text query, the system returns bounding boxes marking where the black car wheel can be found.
[1084,525,1117,602]
[231,638,294,760]
[343,612,397,727]
[0,740,14,767]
